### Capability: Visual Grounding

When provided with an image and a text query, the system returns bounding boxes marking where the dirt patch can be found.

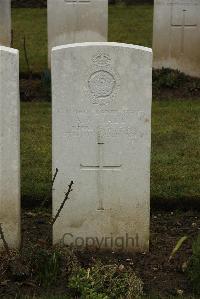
[12,0,153,8]
[20,73,51,102]
[153,68,200,100]
[19,68,200,102]
[76,211,198,297]
[0,210,199,298]
[12,0,47,8]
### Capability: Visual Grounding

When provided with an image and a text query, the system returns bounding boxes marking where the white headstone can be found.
[0,46,20,249]
[153,0,200,77]
[52,42,152,252]
[47,0,108,66]
[0,0,11,47]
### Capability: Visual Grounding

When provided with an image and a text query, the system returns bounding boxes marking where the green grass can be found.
[151,100,200,202]
[109,4,153,46]
[21,100,200,204]
[12,8,47,73]
[12,4,153,73]
[21,102,51,203]
[13,5,200,204]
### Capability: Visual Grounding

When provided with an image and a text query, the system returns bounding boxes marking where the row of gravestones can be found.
[0,0,199,252]
[1,0,200,77]
[0,1,152,252]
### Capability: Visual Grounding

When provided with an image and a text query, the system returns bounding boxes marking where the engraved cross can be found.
[64,0,91,4]
[171,8,197,54]
[64,0,91,41]
[80,130,122,211]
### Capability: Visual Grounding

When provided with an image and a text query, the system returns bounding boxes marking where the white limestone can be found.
[0,0,11,47]
[0,46,20,249]
[52,42,152,252]
[153,0,200,77]
[47,0,108,66]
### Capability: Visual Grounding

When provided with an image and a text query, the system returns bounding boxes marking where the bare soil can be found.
[12,0,153,8]
[1,210,199,298]
[19,77,200,102]
[12,0,47,8]
[76,211,199,297]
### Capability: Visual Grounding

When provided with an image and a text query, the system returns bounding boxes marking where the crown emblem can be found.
[93,53,111,67]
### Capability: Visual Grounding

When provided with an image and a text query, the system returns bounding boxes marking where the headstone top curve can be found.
[52,42,152,54]
[0,46,18,55]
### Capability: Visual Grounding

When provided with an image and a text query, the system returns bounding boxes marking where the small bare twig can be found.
[40,168,59,209]
[0,224,11,258]
[11,29,13,48]
[52,168,59,187]
[23,35,32,80]
[51,181,74,226]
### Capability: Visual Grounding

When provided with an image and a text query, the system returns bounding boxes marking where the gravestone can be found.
[153,0,200,77]
[0,46,20,249]
[0,0,11,47]
[47,0,108,66]
[52,42,152,252]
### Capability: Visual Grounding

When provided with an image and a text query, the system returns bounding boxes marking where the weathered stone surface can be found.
[52,42,152,252]
[153,0,200,77]
[0,46,20,249]
[0,0,11,47]
[47,0,108,65]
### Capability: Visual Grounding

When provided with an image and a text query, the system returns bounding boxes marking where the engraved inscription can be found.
[64,0,90,3]
[167,1,198,5]
[65,111,149,142]
[88,71,116,98]
[64,111,148,138]
[65,126,137,138]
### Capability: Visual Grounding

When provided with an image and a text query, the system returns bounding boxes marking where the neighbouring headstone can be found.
[47,0,108,66]
[0,0,11,47]
[153,0,200,77]
[52,42,152,252]
[0,46,20,249]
